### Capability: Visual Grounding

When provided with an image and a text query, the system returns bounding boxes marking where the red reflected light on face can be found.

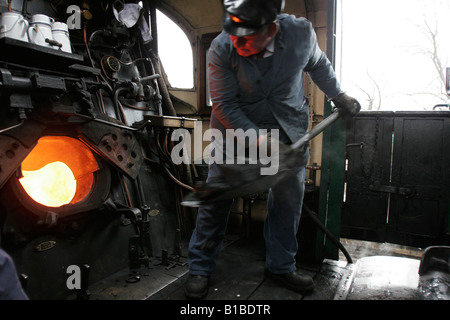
[229,24,276,57]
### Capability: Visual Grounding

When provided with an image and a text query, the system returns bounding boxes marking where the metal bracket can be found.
[143,115,196,129]
[369,181,416,198]
[78,114,144,179]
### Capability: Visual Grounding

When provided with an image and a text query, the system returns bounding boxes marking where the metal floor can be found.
[86,229,449,302]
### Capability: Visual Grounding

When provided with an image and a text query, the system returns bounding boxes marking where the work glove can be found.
[331,92,361,116]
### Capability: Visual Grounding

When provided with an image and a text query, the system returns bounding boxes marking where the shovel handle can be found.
[290,108,344,150]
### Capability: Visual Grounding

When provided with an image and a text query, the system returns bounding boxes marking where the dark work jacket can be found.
[208,14,341,145]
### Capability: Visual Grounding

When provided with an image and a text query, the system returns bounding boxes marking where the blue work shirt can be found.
[208,14,341,145]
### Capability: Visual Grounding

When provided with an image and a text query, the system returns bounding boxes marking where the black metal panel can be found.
[6,210,137,300]
[341,112,394,242]
[387,112,450,247]
[342,111,450,248]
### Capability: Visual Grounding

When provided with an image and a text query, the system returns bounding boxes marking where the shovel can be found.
[181,108,346,207]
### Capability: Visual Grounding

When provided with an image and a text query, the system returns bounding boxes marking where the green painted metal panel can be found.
[316,103,347,262]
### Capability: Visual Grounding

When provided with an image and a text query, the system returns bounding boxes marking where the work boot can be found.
[265,269,315,293]
[184,274,209,299]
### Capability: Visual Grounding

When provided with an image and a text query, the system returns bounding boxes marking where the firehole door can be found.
[342,111,450,248]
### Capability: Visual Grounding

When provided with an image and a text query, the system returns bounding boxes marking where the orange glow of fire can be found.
[230,14,244,23]
[17,136,99,208]
[19,161,77,207]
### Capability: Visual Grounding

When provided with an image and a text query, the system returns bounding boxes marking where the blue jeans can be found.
[188,148,309,276]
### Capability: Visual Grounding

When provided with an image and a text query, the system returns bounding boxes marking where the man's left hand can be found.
[331,92,361,116]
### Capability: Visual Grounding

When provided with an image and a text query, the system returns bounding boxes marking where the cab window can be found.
[156,10,194,89]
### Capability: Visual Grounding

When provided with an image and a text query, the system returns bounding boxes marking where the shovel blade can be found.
[181,147,304,207]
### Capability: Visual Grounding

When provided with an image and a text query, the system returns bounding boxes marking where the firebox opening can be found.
[18,136,98,208]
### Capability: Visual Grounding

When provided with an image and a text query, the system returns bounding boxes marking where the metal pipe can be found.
[139,74,161,82]
[303,203,353,264]
[0,121,24,133]
[147,50,177,117]
[291,109,343,150]
[74,113,139,131]
[113,86,129,122]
